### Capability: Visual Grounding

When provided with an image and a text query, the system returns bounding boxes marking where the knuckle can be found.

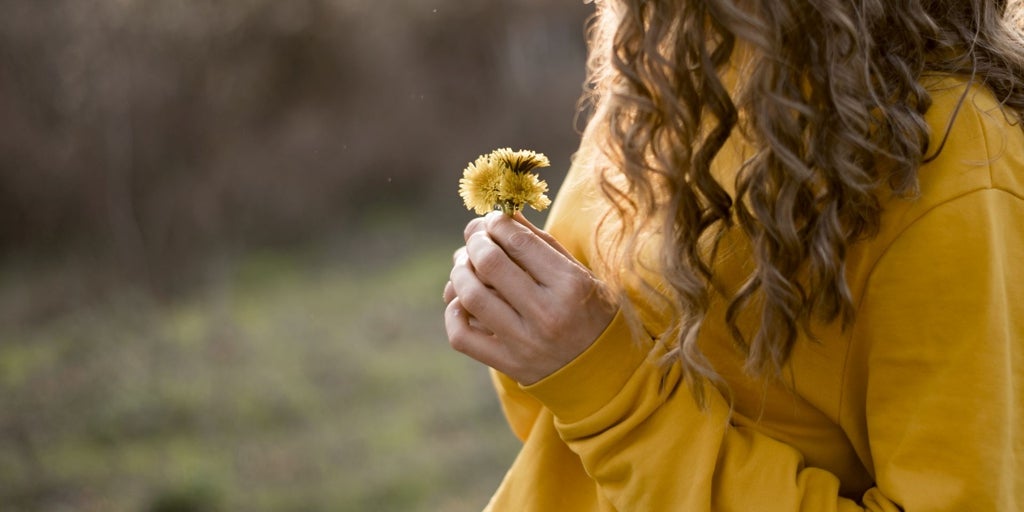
[505,228,535,255]
[451,246,467,264]
[458,285,489,316]
[448,331,470,354]
[472,243,505,276]
[464,218,485,241]
[448,265,463,285]
[445,304,472,354]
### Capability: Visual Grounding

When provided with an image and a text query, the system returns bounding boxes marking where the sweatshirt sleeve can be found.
[518,188,1024,511]
[848,188,1022,510]
[489,368,543,442]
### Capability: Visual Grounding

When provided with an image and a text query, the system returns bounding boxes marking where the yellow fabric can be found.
[483,77,1024,511]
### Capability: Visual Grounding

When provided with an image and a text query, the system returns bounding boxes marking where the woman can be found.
[443,0,1024,510]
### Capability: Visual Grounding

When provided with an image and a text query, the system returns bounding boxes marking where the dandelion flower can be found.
[459,154,505,215]
[490,147,550,174]
[500,171,551,215]
[458,148,552,216]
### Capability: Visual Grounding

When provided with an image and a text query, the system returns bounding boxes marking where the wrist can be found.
[522,309,651,423]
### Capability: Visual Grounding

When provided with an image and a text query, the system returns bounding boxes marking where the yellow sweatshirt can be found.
[483,77,1024,511]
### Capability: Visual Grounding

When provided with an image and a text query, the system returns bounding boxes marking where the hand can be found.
[443,211,617,385]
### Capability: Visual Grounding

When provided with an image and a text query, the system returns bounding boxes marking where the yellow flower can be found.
[459,154,504,215]
[458,148,552,216]
[500,170,551,215]
[490,147,550,174]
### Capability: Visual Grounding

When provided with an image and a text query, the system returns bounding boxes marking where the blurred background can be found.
[0,0,591,510]
[6,2,1020,510]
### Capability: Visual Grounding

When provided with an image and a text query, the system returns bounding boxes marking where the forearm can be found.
[522,313,869,511]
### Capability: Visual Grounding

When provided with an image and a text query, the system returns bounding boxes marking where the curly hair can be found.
[584,0,1024,389]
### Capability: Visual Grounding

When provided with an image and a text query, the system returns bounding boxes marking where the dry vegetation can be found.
[0,244,521,511]
[0,0,589,297]
[1,1,1021,510]
[0,0,589,510]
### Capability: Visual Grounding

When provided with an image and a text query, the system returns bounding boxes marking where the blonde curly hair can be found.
[584,0,1024,388]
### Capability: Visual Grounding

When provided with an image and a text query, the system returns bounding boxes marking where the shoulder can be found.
[843,76,1024,299]
[920,75,1024,199]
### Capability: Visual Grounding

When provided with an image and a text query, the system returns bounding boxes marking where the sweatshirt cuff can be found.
[521,309,651,423]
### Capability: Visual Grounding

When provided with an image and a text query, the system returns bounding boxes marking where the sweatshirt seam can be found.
[973,92,1024,201]
[836,94,1000,425]
[521,309,648,423]
[835,184,1022,427]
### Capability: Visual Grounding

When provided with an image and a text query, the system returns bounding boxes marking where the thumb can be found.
[510,211,576,262]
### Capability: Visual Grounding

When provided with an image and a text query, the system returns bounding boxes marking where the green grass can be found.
[0,244,520,511]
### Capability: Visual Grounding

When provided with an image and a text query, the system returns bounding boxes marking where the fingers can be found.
[511,212,575,261]
[449,248,525,337]
[443,272,492,334]
[443,280,456,304]
[444,298,511,374]
[452,246,467,264]
[443,246,467,305]
[464,230,539,313]
[445,212,617,385]
[464,216,487,242]
[483,212,577,287]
